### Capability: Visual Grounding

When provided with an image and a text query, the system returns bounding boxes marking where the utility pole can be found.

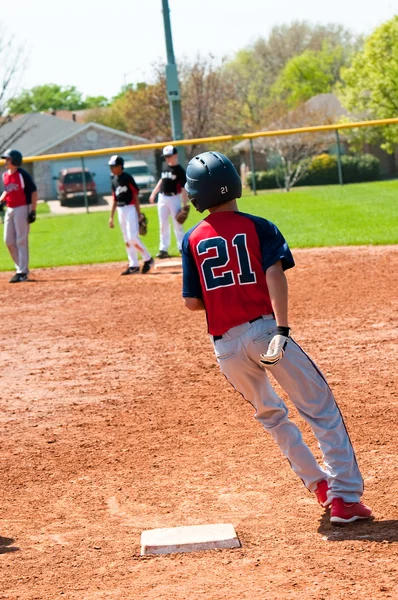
[161,0,185,166]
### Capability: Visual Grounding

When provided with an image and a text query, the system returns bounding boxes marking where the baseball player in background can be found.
[149,145,189,258]
[108,155,154,275]
[1,148,38,283]
[181,151,373,525]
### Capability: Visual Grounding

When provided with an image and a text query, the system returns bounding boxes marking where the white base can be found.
[154,259,182,269]
[141,523,241,556]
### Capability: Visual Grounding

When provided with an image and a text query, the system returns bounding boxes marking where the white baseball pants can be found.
[157,193,185,252]
[4,205,30,274]
[117,204,151,267]
[211,315,364,504]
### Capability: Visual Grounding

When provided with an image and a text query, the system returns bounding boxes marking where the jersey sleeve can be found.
[178,166,187,186]
[126,173,139,192]
[250,215,295,272]
[20,169,37,194]
[181,230,203,299]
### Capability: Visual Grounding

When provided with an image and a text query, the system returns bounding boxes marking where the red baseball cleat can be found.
[330,498,373,524]
[314,479,331,508]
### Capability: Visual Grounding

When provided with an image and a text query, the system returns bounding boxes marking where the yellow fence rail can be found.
[14,116,398,164]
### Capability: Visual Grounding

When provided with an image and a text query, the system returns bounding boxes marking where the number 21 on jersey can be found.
[197,234,257,290]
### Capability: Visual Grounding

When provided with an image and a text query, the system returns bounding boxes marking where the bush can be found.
[246,153,381,189]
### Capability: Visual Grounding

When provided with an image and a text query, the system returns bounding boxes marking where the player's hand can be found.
[149,194,155,204]
[259,327,290,367]
[109,217,114,228]
[28,210,36,224]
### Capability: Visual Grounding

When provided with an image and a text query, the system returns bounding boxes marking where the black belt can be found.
[213,316,263,342]
[162,192,176,196]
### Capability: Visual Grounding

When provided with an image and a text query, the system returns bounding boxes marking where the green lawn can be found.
[0,180,397,271]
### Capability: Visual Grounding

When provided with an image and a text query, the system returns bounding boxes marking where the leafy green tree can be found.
[85,73,171,141]
[224,21,361,130]
[338,16,398,152]
[253,21,362,78]
[84,95,109,108]
[7,84,87,114]
[223,50,272,130]
[271,44,346,108]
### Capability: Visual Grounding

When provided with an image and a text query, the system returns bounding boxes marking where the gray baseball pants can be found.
[4,205,30,274]
[211,315,364,504]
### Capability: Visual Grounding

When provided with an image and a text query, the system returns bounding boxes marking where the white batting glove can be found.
[259,327,290,367]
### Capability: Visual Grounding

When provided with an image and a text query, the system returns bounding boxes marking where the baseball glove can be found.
[175,205,190,225]
[138,212,148,236]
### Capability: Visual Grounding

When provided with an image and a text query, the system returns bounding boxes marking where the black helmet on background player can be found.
[185,151,242,213]
[108,155,124,167]
[1,148,23,167]
[162,144,178,157]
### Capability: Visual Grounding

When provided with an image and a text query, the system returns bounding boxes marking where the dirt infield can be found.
[1,246,397,600]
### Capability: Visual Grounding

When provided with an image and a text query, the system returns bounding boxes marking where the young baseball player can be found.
[149,145,189,258]
[1,148,38,283]
[181,151,373,525]
[108,155,154,275]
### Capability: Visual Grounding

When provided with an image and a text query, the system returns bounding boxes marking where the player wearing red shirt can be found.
[0,148,38,283]
[182,151,372,525]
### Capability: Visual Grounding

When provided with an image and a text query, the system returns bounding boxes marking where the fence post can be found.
[81,156,89,213]
[335,130,343,186]
[249,139,257,196]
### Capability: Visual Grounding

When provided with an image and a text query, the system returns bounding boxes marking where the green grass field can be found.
[0,179,397,271]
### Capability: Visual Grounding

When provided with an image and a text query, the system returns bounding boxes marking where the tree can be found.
[0,23,31,148]
[7,84,110,114]
[222,50,272,131]
[253,21,362,80]
[84,95,109,108]
[338,16,398,152]
[0,24,26,117]
[224,21,362,132]
[271,44,347,108]
[85,57,242,155]
[180,55,242,156]
[85,71,171,141]
[7,84,87,114]
[252,103,335,191]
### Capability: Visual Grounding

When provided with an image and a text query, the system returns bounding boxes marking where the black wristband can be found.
[276,326,290,337]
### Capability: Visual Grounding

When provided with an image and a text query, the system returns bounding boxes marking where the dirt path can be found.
[1,246,397,600]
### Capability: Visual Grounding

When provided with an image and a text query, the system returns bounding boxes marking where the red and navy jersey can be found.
[2,168,37,208]
[160,164,186,195]
[182,211,294,336]
[111,172,139,206]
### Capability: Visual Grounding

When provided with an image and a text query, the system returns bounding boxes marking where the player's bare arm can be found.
[184,297,205,311]
[109,197,117,228]
[149,180,162,203]
[181,187,189,207]
[265,260,289,327]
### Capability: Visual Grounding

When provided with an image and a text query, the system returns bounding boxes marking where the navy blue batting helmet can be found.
[1,148,23,167]
[185,151,242,213]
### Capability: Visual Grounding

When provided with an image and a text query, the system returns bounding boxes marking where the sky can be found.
[1,0,397,100]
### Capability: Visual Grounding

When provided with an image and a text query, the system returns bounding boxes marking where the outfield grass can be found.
[0,180,396,271]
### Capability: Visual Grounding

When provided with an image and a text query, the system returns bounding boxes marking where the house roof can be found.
[0,113,150,157]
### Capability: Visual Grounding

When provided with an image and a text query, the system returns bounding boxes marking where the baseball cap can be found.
[108,155,124,167]
[162,145,178,157]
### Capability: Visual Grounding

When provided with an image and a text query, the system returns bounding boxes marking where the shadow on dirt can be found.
[0,536,19,554]
[318,513,398,542]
